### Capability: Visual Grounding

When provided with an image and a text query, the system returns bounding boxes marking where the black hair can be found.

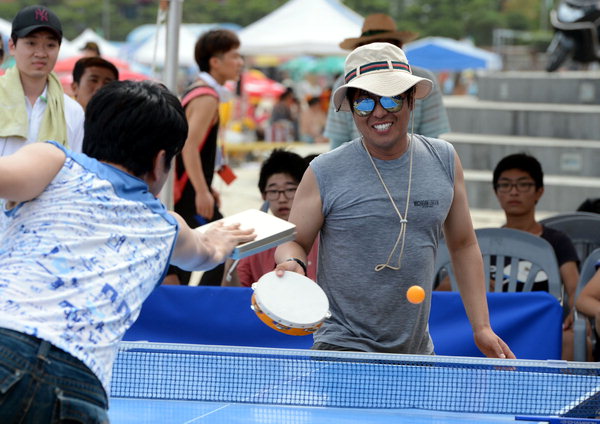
[258,149,308,193]
[72,57,119,83]
[194,29,240,72]
[82,81,187,177]
[307,96,321,107]
[493,153,544,190]
[278,86,296,102]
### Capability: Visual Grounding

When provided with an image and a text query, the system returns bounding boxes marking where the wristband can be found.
[286,257,307,275]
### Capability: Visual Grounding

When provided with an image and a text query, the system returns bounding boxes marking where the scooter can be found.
[546,0,600,71]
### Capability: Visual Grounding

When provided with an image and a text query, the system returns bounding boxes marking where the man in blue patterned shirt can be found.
[0,80,255,422]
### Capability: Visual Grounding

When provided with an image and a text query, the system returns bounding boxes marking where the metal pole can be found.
[158,0,183,210]
[164,0,183,93]
[102,0,110,39]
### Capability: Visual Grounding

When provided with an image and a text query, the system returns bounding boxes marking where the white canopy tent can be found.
[131,24,198,68]
[238,0,363,56]
[71,28,121,58]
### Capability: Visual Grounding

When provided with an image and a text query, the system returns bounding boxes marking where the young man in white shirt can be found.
[0,5,84,157]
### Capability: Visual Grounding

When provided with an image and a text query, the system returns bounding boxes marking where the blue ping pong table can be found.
[109,342,600,424]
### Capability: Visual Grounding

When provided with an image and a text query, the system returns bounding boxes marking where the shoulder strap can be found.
[181,83,219,107]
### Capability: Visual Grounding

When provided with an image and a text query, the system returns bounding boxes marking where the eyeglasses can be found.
[495,181,536,193]
[264,187,297,201]
[352,94,405,116]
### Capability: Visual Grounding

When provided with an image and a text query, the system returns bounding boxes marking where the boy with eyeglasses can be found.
[222,149,318,286]
[492,152,579,359]
[273,42,514,359]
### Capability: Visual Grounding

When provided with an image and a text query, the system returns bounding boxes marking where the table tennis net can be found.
[111,342,600,418]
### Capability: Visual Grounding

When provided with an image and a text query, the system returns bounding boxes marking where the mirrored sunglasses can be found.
[352,95,405,116]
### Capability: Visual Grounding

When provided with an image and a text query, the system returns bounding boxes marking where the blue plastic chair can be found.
[540,212,600,262]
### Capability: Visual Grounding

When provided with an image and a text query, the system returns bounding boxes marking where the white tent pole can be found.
[159,0,183,210]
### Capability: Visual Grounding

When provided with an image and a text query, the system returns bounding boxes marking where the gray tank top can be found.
[311,135,455,354]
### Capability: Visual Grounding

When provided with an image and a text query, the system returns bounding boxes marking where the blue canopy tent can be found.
[404,37,502,71]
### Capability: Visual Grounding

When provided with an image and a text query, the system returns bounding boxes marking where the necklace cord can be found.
[363,110,415,272]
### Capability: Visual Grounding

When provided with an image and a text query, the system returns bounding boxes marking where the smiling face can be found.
[494,168,543,218]
[351,89,413,159]
[9,30,60,81]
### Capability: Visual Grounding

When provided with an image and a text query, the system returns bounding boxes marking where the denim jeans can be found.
[0,328,109,423]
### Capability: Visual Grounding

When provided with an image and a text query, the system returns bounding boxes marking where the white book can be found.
[198,209,296,260]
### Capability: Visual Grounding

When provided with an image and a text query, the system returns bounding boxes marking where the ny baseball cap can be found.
[11,5,63,42]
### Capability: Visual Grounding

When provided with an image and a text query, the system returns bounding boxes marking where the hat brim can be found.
[339,31,419,50]
[333,73,433,112]
[14,25,62,41]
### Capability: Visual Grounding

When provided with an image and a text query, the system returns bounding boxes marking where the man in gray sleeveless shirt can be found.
[274,42,514,360]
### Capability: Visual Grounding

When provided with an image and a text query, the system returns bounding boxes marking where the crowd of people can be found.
[1,4,600,421]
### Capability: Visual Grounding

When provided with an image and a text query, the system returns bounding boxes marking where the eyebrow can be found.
[266,181,298,188]
[498,177,534,182]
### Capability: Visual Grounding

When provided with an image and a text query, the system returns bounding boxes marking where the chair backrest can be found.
[572,247,600,361]
[539,212,600,262]
[434,227,563,301]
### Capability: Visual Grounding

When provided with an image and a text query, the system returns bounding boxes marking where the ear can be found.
[534,186,544,204]
[8,38,16,55]
[208,55,220,71]
[70,82,79,98]
[152,150,167,179]
[145,149,169,195]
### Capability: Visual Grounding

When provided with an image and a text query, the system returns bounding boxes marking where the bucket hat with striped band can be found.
[333,42,432,112]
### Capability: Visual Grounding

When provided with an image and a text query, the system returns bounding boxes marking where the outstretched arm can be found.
[0,142,65,202]
[444,151,515,359]
[170,212,256,272]
[275,167,323,275]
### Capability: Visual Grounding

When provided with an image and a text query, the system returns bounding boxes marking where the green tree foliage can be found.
[0,0,545,45]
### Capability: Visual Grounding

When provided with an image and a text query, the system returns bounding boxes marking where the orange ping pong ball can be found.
[407,285,425,304]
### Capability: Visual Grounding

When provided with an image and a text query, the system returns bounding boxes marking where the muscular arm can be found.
[0,142,65,202]
[181,94,219,220]
[274,167,324,274]
[443,151,515,359]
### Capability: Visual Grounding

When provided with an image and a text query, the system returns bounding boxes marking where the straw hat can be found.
[339,14,418,50]
[333,42,433,112]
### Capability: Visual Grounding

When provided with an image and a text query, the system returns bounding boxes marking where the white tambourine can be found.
[251,271,330,336]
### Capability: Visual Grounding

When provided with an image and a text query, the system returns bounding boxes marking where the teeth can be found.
[373,123,392,131]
